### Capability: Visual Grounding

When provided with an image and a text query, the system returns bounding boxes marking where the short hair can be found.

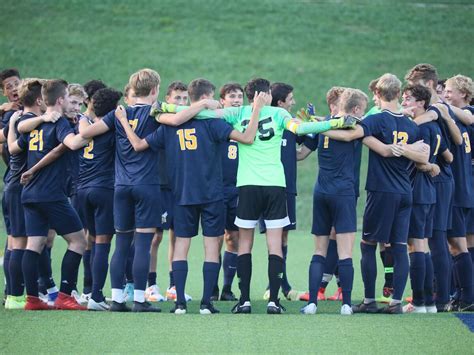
[437,79,446,89]
[403,84,432,110]
[187,78,215,102]
[405,63,438,88]
[445,74,474,103]
[83,80,107,100]
[42,79,68,106]
[129,68,161,97]
[124,83,132,97]
[340,88,368,113]
[244,78,270,102]
[92,88,123,117]
[18,79,44,107]
[270,82,293,107]
[219,82,243,99]
[68,83,87,100]
[375,73,402,102]
[326,86,346,107]
[0,68,20,89]
[166,81,187,96]
[368,78,379,93]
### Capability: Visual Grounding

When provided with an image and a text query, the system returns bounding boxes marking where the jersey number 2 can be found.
[29,129,44,151]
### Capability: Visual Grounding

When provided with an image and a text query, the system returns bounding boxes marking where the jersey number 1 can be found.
[177,129,197,151]
[29,129,44,151]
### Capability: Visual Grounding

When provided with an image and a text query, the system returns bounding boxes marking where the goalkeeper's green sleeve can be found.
[175,106,218,119]
[287,120,332,135]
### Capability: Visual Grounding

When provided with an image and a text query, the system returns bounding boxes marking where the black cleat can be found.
[109,301,131,312]
[352,301,380,314]
[231,301,251,314]
[132,301,161,312]
[267,300,286,314]
[436,303,450,312]
[380,303,403,314]
[210,285,220,302]
[170,302,187,314]
[445,299,459,312]
[455,301,474,312]
[220,290,237,301]
[200,302,220,314]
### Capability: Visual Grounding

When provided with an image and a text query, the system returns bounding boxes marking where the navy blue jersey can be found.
[1,110,17,180]
[146,118,233,205]
[362,110,420,194]
[353,139,363,197]
[20,117,74,203]
[102,104,160,186]
[77,116,115,190]
[427,106,453,183]
[281,130,304,195]
[412,122,442,204]
[157,148,169,188]
[221,140,238,189]
[65,120,79,196]
[464,106,474,165]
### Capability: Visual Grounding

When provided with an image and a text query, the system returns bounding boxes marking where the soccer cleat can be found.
[328,287,343,301]
[340,304,353,315]
[200,302,220,315]
[299,291,309,302]
[445,299,459,312]
[352,301,380,314]
[380,303,403,314]
[48,291,59,305]
[25,295,54,310]
[145,285,165,302]
[425,305,437,314]
[267,300,286,314]
[55,292,87,311]
[220,290,237,301]
[403,303,427,314]
[5,295,26,310]
[78,293,91,306]
[283,289,303,301]
[38,292,48,303]
[405,296,413,303]
[210,285,220,302]
[165,286,192,302]
[132,301,161,312]
[71,290,82,305]
[170,302,187,315]
[87,298,110,311]
[455,302,474,312]
[231,301,252,314]
[436,304,450,312]
[376,287,393,304]
[124,283,134,302]
[300,302,317,315]
[262,289,270,301]
[109,301,131,312]
[317,287,327,301]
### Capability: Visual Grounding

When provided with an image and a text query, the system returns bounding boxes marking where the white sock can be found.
[134,289,145,303]
[112,288,124,303]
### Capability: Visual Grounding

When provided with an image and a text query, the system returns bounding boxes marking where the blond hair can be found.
[128,68,160,97]
[375,73,401,102]
[340,88,368,113]
[446,74,473,103]
[326,86,346,107]
[68,83,87,100]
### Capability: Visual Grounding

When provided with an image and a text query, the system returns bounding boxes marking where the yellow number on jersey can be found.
[83,140,94,159]
[228,145,237,159]
[129,119,138,131]
[463,132,471,154]
[323,136,329,149]
[392,131,409,144]
[433,134,441,156]
[176,128,197,151]
[29,129,44,151]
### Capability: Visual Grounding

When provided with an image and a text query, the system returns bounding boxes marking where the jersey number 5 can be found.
[29,129,44,151]
[241,117,275,141]
[177,128,197,151]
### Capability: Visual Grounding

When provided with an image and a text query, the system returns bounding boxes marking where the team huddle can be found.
[0,63,473,315]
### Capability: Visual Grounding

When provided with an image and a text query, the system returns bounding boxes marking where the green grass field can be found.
[1,0,473,353]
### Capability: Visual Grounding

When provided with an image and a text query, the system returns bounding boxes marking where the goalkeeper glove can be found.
[329,115,359,129]
[150,101,177,117]
[296,107,317,123]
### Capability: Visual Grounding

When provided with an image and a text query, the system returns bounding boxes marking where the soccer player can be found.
[9,79,89,310]
[300,88,368,315]
[116,78,265,314]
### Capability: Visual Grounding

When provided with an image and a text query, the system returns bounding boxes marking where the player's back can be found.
[221,140,238,193]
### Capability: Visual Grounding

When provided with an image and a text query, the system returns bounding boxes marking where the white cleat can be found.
[79,293,91,306]
[403,303,427,314]
[145,285,165,302]
[340,304,354,315]
[300,302,317,315]
[425,305,437,314]
[87,298,110,311]
[71,290,83,305]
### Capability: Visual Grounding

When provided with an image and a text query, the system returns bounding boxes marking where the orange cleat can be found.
[405,296,413,303]
[299,292,309,301]
[54,292,87,310]
[317,287,327,301]
[25,296,54,310]
[327,287,343,301]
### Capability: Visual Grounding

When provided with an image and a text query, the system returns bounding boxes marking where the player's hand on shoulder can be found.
[202,99,221,110]
[115,105,128,123]
[0,101,20,112]
[433,103,449,120]
[9,110,23,124]
[401,107,415,118]
[44,111,61,123]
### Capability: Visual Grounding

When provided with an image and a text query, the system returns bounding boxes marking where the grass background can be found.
[0,0,473,353]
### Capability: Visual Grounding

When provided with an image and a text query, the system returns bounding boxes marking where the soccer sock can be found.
[453,252,474,304]
[391,243,409,302]
[335,267,341,288]
[382,247,394,289]
[281,245,292,293]
[125,242,135,284]
[308,254,326,305]
[172,260,188,305]
[338,258,354,306]
[213,254,222,294]
[3,249,11,296]
[409,252,425,306]
[110,231,133,300]
[132,232,154,302]
[22,250,40,297]
[321,273,333,290]
[268,254,284,303]
[148,272,157,287]
[202,261,220,304]
[237,253,252,303]
[222,251,237,290]
[82,249,92,294]
[424,252,435,306]
[60,250,82,295]
[91,243,111,302]
[429,230,450,305]
[38,247,55,290]
[9,249,25,297]
[360,242,377,301]
[321,239,338,290]
[169,271,175,288]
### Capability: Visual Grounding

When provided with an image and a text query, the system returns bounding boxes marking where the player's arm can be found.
[297,145,313,161]
[17,111,61,133]
[62,133,90,150]
[154,99,222,126]
[20,143,68,185]
[286,115,358,136]
[79,119,109,139]
[448,105,474,125]
[362,136,394,157]
[416,162,440,177]
[115,105,149,151]
[322,125,364,142]
[417,105,462,145]
[441,148,453,164]
[7,111,26,154]
[228,92,267,144]
[390,140,430,164]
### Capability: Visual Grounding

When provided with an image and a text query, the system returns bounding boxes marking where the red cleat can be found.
[54,292,87,310]
[405,296,413,303]
[25,296,54,310]
[317,287,327,301]
[328,287,343,301]
[299,292,309,301]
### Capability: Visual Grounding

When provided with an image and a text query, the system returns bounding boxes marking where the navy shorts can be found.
[467,208,474,235]
[174,200,225,238]
[408,204,434,239]
[2,193,11,235]
[312,192,356,236]
[362,191,412,244]
[433,181,453,232]
[447,207,469,238]
[160,188,174,231]
[223,189,238,232]
[77,187,115,236]
[4,187,26,237]
[23,200,83,237]
[114,185,161,231]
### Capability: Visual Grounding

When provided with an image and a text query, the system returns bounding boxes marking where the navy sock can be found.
[338,258,354,306]
[281,245,291,293]
[172,260,188,304]
[321,240,338,288]
[3,249,11,296]
[409,252,425,306]
[308,254,326,305]
[91,243,110,302]
[237,253,252,303]
[38,247,55,290]
[148,272,157,287]
[382,247,394,289]
[392,243,409,301]
[202,261,220,304]
[469,247,474,264]
[453,252,473,304]
[22,249,40,297]
[424,252,435,305]
[429,230,450,305]
[222,251,237,289]
[169,271,175,288]
[133,232,154,292]
[268,254,284,302]
[9,249,25,296]
[60,250,82,295]
[82,249,92,294]
[360,243,377,300]
[110,232,133,290]
[213,254,222,293]
[125,242,134,284]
